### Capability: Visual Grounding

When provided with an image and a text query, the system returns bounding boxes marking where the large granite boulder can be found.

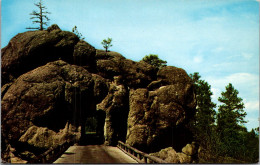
[96,50,157,88]
[73,40,96,69]
[149,143,198,164]
[126,66,196,153]
[1,28,78,84]
[1,25,88,85]
[157,66,191,85]
[97,76,129,145]
[1,60,109,161]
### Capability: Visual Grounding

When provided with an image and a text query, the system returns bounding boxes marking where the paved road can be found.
[53,145,138,164]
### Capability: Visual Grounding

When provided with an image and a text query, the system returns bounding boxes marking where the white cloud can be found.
[205,72,259,108]
[193,56,203,63]
[212,47,224,53]
[206,73,259,90]
[245,117,259,130]
[211,87,221,102]
[226,73,259,88]
[242,52,253,59]
[244,100,259,112]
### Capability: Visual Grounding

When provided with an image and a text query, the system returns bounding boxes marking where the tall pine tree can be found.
[216,83,247,158]
[189,72,216,150]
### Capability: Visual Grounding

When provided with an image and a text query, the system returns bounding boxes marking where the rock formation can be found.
[149,142,199,163]
[126,67,196,153]
[1,24,196,163]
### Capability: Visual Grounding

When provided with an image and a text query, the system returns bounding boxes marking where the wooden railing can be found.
[117,141,167,164]
[27,141,73,164]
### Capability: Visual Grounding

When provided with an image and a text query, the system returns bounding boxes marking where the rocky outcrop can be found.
[149,142,198,163]
[126,67,196,152]
[1,60,109,161]
[1,25,79,84]
[73,41,96,69]
[182,142,198,156]
[19,124,80,150]
[1,25,196,163]
[97,76,129,145]
[96,50,157,88]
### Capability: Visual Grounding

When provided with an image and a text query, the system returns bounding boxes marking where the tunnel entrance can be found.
[82,110,106,145]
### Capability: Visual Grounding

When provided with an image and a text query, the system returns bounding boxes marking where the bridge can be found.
[53,141,167,164]
[53,145,137,163]
[29,140,167,163]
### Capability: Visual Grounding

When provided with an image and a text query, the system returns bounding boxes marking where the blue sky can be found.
[1,0,259,130]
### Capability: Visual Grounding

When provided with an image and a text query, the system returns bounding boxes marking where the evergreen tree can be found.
[141,54,167,69]
[189,72,216,150]
[101,38,113,52]
[27,0,50,30]
[216,83,247,158]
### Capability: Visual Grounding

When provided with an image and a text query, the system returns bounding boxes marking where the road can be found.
[53,145,138,164]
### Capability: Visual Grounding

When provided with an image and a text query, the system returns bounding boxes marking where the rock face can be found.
[126,67,196,153]
[1,25,196,163]
[97,76,129,146]
[96,50,157,88]
[1,26,79,84]
[1,60,108,162]
[149,143,199,163]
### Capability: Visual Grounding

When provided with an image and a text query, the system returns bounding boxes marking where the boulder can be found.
[97,76,129,145]
[73,41,96,70]
[126,89,152,150]
[96,50,157,88]
[149,147,192,163]
[47,24,61,32]
[157,66,191,85]
[19,124,80,149]
[1,60,109,161]
[150,147,180,163]
[1,28,79,84]
[182,142,198,156]
[126,71,196,152]
[177,152,192,163]
[1,83,12,99]
[91,74,110,103]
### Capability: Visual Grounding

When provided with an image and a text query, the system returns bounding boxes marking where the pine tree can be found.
[189,72,216,150]
[216,83,247,158]
[141,54,167,69]
[27,0,50,30]
[101,38,113,52]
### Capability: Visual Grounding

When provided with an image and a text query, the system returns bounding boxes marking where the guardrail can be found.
[27,141,73,164]
[117,141,167,164]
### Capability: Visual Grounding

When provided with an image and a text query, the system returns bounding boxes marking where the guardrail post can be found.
[117,141,167,164]
[137,153,140,159]
[144,157,147,163]
[42,157,46,164]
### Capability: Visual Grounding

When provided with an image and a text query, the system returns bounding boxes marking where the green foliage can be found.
[216,83,250,160]
[217,83,247,137]
[101,38,113,52]
[85,117,97,133]
[72,26,85,40]
[243,129,259,162]
[189,72,216,150]
[189,74,258,163]
[26,0,50,30]
[141,54,167,69]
